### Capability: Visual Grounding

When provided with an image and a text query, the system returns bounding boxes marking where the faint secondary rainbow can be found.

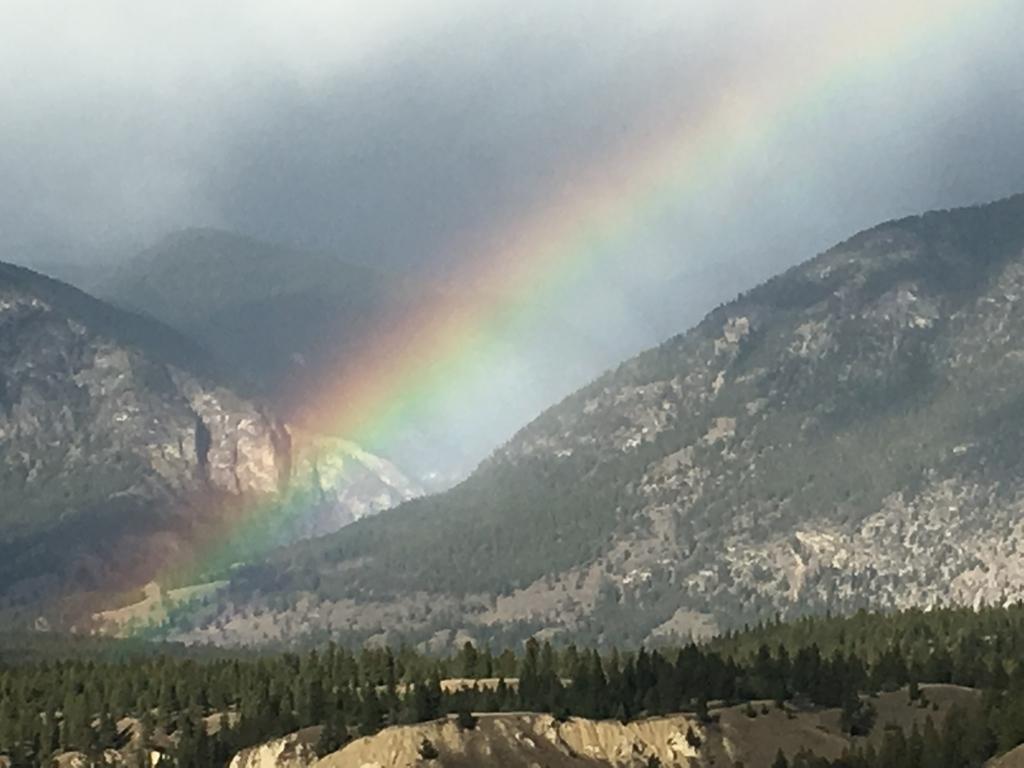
[156,0,1001,587]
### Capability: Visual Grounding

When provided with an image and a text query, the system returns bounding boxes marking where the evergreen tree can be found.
[358,689,383,737]
[684,725,701,749]
[97,707,118,750]
[519,638,542,710]
[41,709,59,757]
[907,677,921,704]
[457,642,479,679]
[315,709,347,759]
[695,696,710,724]
[456,707,478,731]
[139,709,155,750]
[839,694,875,736]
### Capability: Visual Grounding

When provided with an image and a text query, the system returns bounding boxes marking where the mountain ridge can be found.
[95,227,639,487]
[165,192,1024,649]
[0,260,420,620]
[96,228,489,485]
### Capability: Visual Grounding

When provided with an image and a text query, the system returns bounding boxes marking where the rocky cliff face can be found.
[181,193,1024,649]
[95,229,468,487]
[228,728,321,768]
[0,262,418,614]
[95,228,644,489]
[318,714,710,768]
[225,686,978,768]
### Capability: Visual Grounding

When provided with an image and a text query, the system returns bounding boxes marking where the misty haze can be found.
[1,2,1024,767]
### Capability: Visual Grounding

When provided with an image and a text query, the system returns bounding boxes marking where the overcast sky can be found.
[3,0,1024,473]
[4,0,1021,272]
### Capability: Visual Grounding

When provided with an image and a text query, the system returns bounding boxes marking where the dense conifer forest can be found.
[6,605,1024,766]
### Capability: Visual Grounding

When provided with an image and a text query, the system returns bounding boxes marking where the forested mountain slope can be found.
[178,193,1024,648]
[0,263,418,617]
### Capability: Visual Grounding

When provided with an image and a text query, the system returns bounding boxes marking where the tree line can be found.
[6,604,1024,766]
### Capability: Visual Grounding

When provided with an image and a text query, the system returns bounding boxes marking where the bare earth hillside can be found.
[223,685,977,768]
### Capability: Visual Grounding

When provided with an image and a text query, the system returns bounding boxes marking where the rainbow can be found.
[159,0,1002,586]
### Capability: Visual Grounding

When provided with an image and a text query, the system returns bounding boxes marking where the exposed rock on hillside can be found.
[94,227,636,488]
[290,434,421,539]
[189,194,1024,649]
[0,262,418,612]
[319,713,710,768]
[95,229,468,486]
[229,727,321,768]
[222,685,973,768]
[990,744,1024,768]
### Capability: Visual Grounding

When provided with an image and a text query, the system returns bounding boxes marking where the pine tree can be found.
[358,689,383,737]
[519,638,541,710]
[839,693,875,736]
[41,709,59,757]
[139,709,155,750]
[587,651,609,719]
[539,641,560,712]
[684,726,701,749]
[157,678,179,730]
[455,707,478,731]
[212,713,234,767]
[695,696,710,724]
[457,642,479,679]
[97,707,118,750]
[494,678,510,712]
[907,676,921,703]
[315,710,346,758]
[410,674,443,722]
[62,693,95,753]
[0,698,16,754]
[479,644,494,678]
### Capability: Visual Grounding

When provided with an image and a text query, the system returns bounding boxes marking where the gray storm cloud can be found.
[2,0,1023,472]
[3,1,1020,271]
